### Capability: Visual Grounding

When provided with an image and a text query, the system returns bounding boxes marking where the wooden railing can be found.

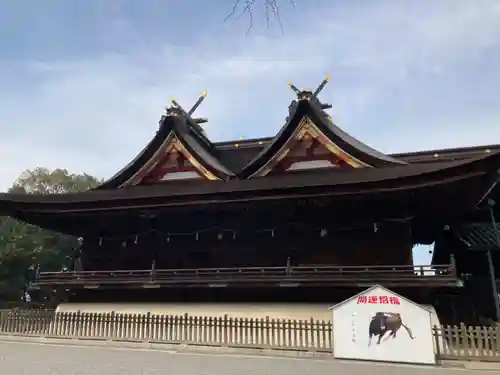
[0,309,498,362]
[32,264,456,288]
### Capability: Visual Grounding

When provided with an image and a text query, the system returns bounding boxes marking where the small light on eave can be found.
[234,143,240,148]
[485,149,491,153]
[433,153,439,158]
[258,141,263,145]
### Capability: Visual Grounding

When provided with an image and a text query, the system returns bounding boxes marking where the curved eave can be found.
[2,150,500,215]
[238,99,406,178]
[98,115,232,188]
[97,117,173,189]
[306,100,407,167]
[178,118,234,181]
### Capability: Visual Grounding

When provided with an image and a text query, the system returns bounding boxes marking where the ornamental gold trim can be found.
[124,132,219,186]
[172,138,219,181]
[252,117,371,177]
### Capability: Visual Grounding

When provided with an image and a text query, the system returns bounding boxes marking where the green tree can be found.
[10,167,101,195]
[0,168,102,305]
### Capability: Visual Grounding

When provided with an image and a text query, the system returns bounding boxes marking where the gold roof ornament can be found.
[287,74,333,110]
[166,91,208,126]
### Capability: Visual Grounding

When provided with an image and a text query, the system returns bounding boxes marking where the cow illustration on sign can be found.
[368,312,415,346]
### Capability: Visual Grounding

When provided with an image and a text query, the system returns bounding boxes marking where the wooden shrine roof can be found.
[450,222,500,251]
[0,84,499,231]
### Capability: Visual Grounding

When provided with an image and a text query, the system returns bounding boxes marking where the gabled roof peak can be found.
[90,80,500,188]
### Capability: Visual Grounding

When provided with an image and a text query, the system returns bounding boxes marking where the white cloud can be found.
[0,0,499,192]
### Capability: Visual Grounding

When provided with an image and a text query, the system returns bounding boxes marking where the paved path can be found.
[0,340,493,375]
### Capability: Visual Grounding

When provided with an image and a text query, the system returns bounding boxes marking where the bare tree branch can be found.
[225,0,296,34]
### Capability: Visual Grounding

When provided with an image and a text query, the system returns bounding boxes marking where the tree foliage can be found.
[0,168,102,306]
[10,167,100,195]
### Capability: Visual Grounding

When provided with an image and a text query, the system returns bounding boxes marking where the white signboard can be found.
[331,285,435,365]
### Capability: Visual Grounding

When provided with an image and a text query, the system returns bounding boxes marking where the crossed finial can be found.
[288,74,330,98]
[287,74,332,110]
[165,91,208,124]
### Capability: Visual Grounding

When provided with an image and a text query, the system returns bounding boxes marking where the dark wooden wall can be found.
[79,221,413,271]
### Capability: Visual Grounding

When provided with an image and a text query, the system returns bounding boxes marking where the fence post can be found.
[145,312,151,342]
[460,323,469,359]
[433,325,442,365]
[75,310,82,337]
[222,314,228,346]
[0,310,6,332]
[59,312,66,337]
[496,323,500,355]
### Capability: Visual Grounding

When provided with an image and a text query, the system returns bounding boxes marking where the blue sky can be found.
[0,0,499,264]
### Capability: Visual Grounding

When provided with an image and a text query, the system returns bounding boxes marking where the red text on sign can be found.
[356,295,400,305]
